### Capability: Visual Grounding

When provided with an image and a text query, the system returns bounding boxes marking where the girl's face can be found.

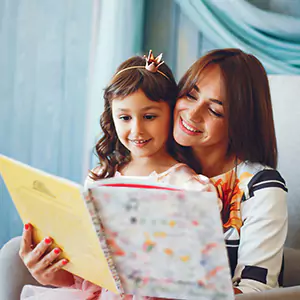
[173,65,228,153]
[112,89,171,159]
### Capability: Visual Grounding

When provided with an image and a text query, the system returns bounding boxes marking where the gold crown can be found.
[114,50,170,81]
[144,50,164,73]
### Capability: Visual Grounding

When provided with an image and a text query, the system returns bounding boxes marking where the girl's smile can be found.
[128,138,152,147]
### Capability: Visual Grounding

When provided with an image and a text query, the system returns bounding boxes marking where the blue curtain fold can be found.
[174,0,300,74]
[0,0,144,247]
[85,0,145,170]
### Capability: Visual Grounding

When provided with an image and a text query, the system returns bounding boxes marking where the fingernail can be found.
[44,237,52,244]
[54,248,60,254]
[62,259,68,265]
[24,223,31,230]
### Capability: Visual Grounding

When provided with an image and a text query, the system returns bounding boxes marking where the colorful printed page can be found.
[86,178,234,300]
[0,155,122,294]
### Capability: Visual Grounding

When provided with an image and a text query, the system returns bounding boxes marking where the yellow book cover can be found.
[0,155,123,295]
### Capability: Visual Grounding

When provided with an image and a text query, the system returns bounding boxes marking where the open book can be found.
[0,155,234,299]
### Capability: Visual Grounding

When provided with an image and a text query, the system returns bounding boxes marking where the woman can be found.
[0,49,287,297]
[173,48,287,294]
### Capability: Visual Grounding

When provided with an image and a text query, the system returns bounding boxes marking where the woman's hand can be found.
[19,223,75,288]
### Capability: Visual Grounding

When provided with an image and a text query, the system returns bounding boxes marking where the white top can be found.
[210,161,288,293]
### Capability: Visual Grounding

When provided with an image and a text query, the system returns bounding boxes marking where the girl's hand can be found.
[19,223,75,288]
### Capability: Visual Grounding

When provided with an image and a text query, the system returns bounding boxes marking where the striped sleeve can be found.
[234,169,288,293]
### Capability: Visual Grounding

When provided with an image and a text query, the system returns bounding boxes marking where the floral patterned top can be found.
[210,161,287,293]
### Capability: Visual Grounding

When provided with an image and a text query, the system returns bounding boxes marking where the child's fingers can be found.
[35,247,62,272]
[24,236,53,268]
[31,236,53,260]
[45,258,69,274]
[19,223,33,258]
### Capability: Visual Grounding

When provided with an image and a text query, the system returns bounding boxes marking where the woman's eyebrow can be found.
[209,98,223,106]
[193,85,223,105]
[193,85,200,92]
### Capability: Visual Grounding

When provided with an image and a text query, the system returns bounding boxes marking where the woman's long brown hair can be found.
[91,56,201,180]
[178,48,278,169]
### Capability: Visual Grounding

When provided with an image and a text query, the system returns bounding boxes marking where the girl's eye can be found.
[119,115,131,121]
[209,108,223,118]
[144,115,157,120]
[186,93,197,101]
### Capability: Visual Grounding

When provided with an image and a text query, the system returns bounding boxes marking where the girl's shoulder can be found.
[84,166,103,189]
[157,163,212,191]
[157,163,198,179]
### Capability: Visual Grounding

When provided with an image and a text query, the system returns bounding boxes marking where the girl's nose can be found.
[131,119,144,135]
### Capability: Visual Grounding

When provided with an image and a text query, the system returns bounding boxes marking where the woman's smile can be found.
[179,117,202,135]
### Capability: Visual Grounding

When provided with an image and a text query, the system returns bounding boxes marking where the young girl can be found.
[20,51,216,300]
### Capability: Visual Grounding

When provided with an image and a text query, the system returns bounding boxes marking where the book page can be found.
[88,179,234,300]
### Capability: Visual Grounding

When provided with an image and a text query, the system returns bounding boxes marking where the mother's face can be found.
[173,65,229,152]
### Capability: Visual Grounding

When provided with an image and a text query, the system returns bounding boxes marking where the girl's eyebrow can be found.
[116,106,162,112]
[192,85,223,106]
[141,106,162,111]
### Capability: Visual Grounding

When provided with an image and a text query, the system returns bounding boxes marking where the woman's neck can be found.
[193,147,238,178]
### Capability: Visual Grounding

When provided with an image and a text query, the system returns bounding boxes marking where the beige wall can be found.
[269,75,300,248]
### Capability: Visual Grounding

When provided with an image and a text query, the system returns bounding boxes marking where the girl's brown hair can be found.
[91,55,200,180]
[178,48,277,169]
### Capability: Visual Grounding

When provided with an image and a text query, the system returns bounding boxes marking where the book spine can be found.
[85,189,125,297]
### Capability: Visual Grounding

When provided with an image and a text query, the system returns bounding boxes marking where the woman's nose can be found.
[187,104,204,123]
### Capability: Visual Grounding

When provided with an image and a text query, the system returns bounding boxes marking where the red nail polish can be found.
[54,248,60,254]
[62,259,68,265]
[24,224,30,230]
[44,237,52,244]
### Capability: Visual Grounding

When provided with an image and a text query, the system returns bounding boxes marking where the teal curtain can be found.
[174,0,300,74]
[0,0,145,247]
[0,0,94,246]
[84,0,145,171]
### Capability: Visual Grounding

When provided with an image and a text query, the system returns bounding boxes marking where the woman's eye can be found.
[119,115,131,121]
[144,115,157,120]
[209,108,223,118]
[186,93,197,100]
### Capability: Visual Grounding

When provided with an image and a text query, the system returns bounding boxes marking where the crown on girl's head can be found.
[144,50,165,73]
[113,50,170,81]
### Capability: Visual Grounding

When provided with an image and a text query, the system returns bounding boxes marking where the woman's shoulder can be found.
[237,161,285,185]
[238,161,287,198]
[211,161,287,197]
[215,160,285,182]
